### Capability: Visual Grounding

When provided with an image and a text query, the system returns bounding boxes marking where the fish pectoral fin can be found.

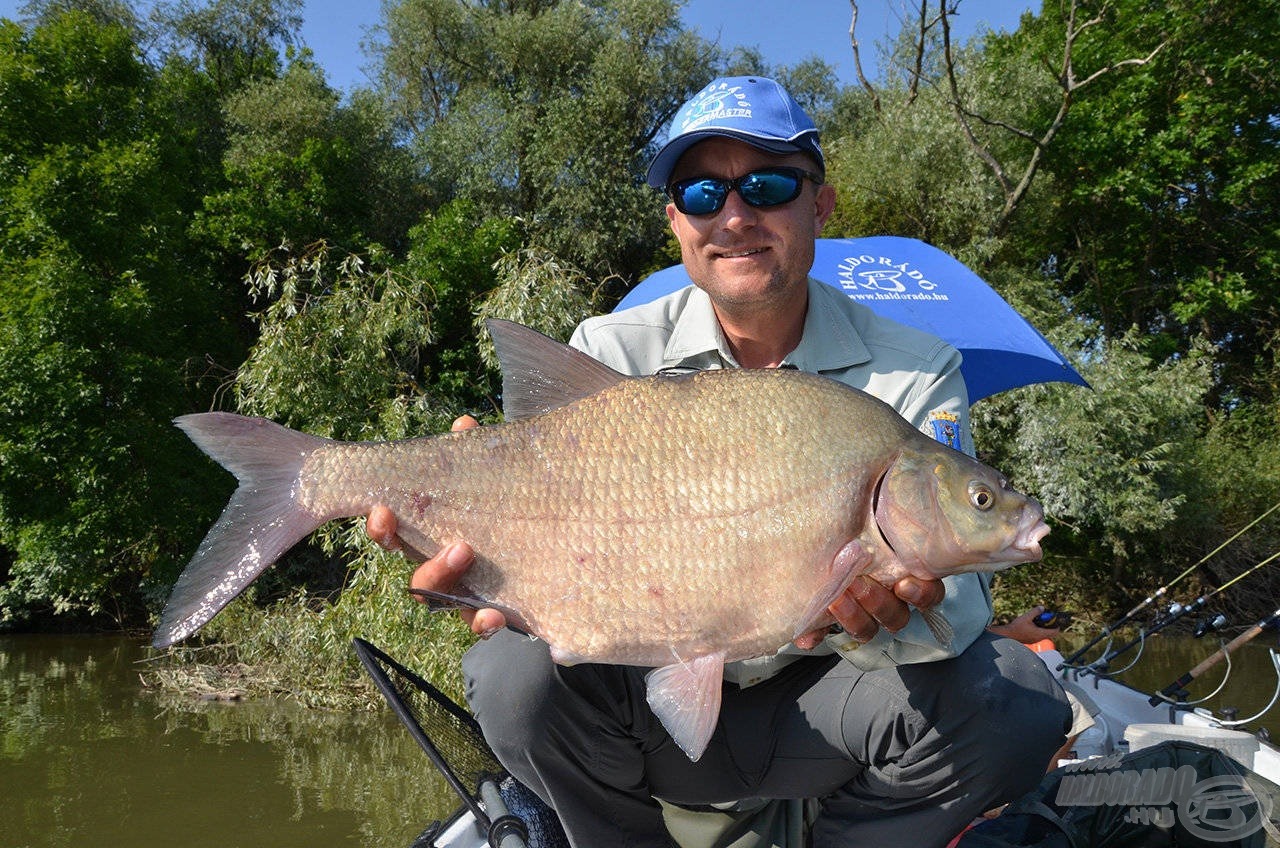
[548,644,595,666]
[644,651,726,762]
[793,540,869,639]
[920,607,955,648]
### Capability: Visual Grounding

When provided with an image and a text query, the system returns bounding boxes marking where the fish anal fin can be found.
[406,587,486,612]
[644,651,726,762]
[485,319,629,420]
[407,588,530,634]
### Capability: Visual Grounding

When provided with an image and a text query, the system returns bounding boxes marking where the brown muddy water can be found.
[0,634,458,848]
[4,631,1280,847]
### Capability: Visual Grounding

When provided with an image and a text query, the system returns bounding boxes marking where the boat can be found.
[1044,646,1280,777]
[355,636,1280,848]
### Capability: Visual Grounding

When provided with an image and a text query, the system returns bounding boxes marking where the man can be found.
[369,76,1069,847]
[989,607,1100,772]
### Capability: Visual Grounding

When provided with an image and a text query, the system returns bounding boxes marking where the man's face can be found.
[665,137,836,311]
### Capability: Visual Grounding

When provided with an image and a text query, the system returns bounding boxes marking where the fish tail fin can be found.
[153,412,332,648]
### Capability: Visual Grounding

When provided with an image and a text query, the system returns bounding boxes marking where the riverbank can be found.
[143,550,477,710]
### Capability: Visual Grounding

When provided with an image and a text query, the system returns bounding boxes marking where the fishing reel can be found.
[1033,609,1073,629]
[1154,597,1206,629]
[1193,613,1228,638]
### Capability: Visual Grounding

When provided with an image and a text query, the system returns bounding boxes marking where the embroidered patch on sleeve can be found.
[927,411,962,450]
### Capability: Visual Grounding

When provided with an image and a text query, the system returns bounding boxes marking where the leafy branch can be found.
[939,0,1164,232]
[847,0,1164,235]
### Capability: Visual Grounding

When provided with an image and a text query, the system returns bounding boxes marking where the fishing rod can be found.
[1059,497,1280,668]
[1076,549,1280,675]
[1150,607,1280,706]
[352,638,534,848]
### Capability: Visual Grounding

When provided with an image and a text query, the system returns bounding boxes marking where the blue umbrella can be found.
[615,236,1088,402]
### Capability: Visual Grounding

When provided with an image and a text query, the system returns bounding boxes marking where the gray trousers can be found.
[463,630,1070,848]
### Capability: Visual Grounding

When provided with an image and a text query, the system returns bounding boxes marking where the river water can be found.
[1059,632,1280,740]
[0,634,458,848]
[3,631,1280,847]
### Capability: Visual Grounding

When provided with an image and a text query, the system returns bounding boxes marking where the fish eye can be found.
[969,482,995,511]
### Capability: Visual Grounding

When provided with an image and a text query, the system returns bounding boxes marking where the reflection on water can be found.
[0,635,461,848]
[5,631,1280,846]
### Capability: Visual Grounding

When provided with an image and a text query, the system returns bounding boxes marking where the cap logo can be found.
[680,82,752,132]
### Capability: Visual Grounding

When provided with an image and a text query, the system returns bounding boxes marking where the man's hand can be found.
[793,575,947,650]
[988,605,1058,644]
[365,414,507,637]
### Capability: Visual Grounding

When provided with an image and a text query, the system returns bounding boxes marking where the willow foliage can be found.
[979,329,1213,613]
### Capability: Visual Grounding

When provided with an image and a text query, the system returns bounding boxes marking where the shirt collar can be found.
[661,278,871,372]
[663,287,730,366]
[786,278,872,372]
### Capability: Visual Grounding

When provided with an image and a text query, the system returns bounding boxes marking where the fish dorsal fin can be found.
[486,319,629,420]
[645,651,726,762]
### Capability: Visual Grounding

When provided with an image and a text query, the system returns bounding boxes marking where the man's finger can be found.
[409,542,474,599]
[829,579,888,641]
[470,608,507,637]
[893,576,945,610]
[849,575,912,633]
[367,504,400,551]
[792,627,829,650]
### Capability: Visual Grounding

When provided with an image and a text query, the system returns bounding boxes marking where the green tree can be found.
[10,0,142,32]
[148,0,301,96]
[0,10,241,625]
[822,79,1005,253]
[234,203,520,437]
[966,0,1280,620]
[371,0,710,278]
[1019,0,1280,409]
[196,60,423,257]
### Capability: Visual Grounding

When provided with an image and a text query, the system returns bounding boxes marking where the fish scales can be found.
[296,369,883,666]
[157,320,1048,759]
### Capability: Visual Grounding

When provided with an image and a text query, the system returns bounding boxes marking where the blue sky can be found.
[297,0,1037,92]
[1,1,1037,93]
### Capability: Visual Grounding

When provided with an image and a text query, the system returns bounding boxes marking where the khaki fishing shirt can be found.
[569,278,994,682]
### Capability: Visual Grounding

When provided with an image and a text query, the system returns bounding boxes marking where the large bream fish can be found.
[156,320,1048,760]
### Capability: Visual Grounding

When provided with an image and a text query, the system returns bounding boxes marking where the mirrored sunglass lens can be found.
[740,171,801,206]
[672,169,808,214]
[677,180,727,214]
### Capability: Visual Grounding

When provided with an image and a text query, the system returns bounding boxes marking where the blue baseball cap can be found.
[646,75,824,189]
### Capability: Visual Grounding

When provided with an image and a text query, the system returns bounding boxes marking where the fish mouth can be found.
[1012,500,1050,561]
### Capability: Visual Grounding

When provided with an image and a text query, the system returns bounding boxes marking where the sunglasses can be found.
[667,167,824,216]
